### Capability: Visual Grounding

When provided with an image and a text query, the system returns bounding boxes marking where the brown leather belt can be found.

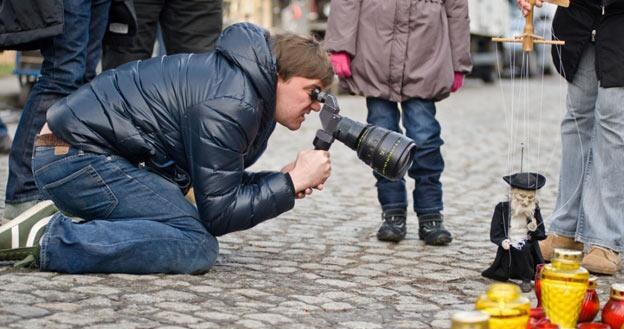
[34,133,70,147]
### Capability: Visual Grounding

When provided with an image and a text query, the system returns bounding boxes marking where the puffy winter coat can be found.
[47,23,295,236]
[324,0,472,102]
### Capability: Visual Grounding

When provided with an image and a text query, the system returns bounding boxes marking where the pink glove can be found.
[451,72,464,92]
[330,52,352,78]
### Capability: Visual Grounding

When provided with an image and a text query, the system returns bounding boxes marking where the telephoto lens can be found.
[335,117,416,181]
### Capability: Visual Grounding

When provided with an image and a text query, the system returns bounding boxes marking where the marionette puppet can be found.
[482,172,547,293]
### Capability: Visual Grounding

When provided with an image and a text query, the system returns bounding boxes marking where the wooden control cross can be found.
[492,0,570,52]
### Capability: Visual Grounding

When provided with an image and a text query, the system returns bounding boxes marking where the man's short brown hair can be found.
[271,33,334,88]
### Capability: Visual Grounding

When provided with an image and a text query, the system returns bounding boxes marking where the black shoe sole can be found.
[377,235,405,243]
[377,230,406,243]
[420,233,453,246]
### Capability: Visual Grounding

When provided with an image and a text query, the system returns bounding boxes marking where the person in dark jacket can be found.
[518,0,624,275]
[101,0,222,70]
[482,172,547,293]
[0,23,334,274]
[2,0,114,221]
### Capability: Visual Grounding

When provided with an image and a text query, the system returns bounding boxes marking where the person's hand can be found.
[282,161,326,199]
[516,0,543,16]
[281,161,295,173]
[288,149,331,195]
[451,72,464,92]
[502,239,511,250]
[330,52,352,78]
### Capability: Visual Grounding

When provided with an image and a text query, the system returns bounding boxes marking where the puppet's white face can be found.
[511,188,537,217]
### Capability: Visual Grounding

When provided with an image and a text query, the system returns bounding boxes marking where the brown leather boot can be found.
[539,234,584,261]
[582,246,622,275]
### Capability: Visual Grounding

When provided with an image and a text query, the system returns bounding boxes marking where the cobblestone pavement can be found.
[1,76,622,329]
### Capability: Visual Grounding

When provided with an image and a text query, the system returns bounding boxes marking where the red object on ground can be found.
[536,323,559,329]
[602,284,624,329]
[527,308,550,329]
[535,263,545,307]
[578,277,600,323]
[576,323,611,329]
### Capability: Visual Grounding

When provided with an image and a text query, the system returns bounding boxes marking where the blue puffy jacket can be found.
[47,23,296,236]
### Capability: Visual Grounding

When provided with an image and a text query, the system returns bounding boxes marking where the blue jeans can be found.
[0,119,7,136]
[32,146,218,274]
[549,45,624,252]
[5,0,111,205]
[366,97,444,215]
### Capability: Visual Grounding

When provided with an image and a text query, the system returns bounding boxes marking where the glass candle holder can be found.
[542,249,589,329]
[578,277,600,323]
[475,283,530,329]
[602,283,624,329]
[536,263,546,307]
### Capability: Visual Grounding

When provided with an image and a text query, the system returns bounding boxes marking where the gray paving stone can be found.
[244,312,292,324]
[339,321,383,329]
[123,294,165,304]
[235,319,267,329]
[2,304,50,317]
[0,315,21,325]
[321,302,354,311]
[34,302,81,312]
[153,311,201,324]
[315,279,357,288]
[153,290,198,302]
[194,312,238,321]
[82,296,115,307]
[46,312,101,326]
[290,294,332,305]
[72,285,121,295]
[188,323,219,329]
[0,292,45,304]
[9,318,73,329]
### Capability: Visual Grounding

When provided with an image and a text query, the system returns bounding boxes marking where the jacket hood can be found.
[216,23,277,107]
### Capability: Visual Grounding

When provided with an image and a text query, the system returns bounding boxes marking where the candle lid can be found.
[588,276,597,289]
[610,283,624,300]
[553,248,582,263]
[451,311,489,329]
[487,283,521,301]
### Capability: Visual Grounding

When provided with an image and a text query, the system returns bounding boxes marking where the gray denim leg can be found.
[579,70,624,252]
[549,45,598,238]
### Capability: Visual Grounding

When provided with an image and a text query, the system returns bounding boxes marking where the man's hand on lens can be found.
[288,150,331,197]
[516,0,543,16]
[282,162,323,199]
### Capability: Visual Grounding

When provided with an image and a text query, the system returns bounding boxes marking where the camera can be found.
[311,89,417,181]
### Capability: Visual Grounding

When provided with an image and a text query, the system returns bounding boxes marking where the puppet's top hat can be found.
[503,172,546,190]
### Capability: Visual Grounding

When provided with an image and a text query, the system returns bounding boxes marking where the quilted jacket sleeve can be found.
[185,98,295,236]
[444,0,472,73]
[324,0,362,56]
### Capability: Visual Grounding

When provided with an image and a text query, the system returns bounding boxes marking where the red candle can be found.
[576,323,611,329]
[536,323,559,329]
[528,307,548,329]
[535,263,545,307]
[578,277,600,323]
[602,284,624,329]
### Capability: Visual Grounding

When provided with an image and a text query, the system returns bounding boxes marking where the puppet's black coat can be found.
[482,202,546,282]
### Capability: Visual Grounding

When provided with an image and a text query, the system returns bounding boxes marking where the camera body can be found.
[311,89,417,181]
